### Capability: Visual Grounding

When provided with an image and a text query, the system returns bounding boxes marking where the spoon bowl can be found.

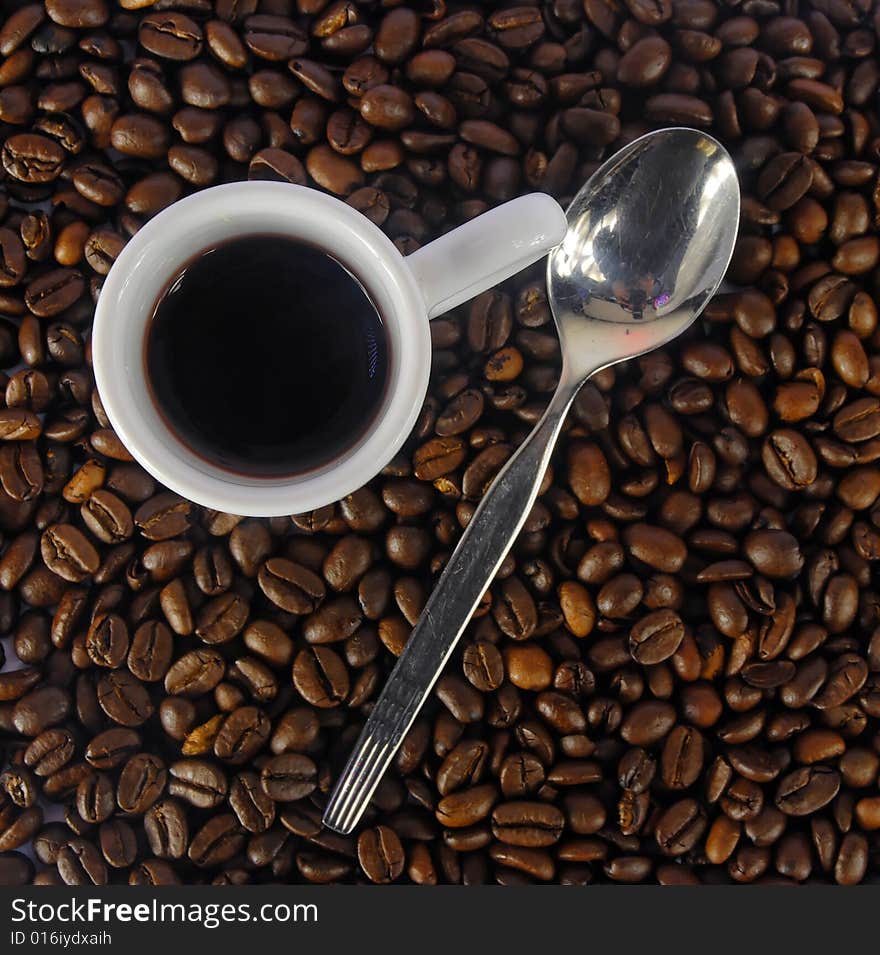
[323,127,740,836]
[551,127,740,383]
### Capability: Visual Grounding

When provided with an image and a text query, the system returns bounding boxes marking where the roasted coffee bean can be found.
[81,491,133,544]
[492,802,564,847]
[116,753,166,814]
[629,610,685,664]
[85,613,129,668]
[2,133,64,184]
[214,707,270,765]
[357,825,404,883]
[134,494,191,540]
[229,773,275,833]
[195,593,249,645]
[144,798,188,859]
[139,13,203,61]
[168,760,226,810]
[776,767,841,816]
[163,646,225,697]
[187,814,244,868]
[56,837,107,886]
[260,753,316,802]
[654,799,706,856]
[96,672,153,727]
[85,728,140,771]
[258,559,324,614]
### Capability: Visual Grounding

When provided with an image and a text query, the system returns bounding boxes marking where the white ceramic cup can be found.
[92,181,567,517]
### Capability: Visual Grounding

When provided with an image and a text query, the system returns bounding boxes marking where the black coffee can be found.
[145,235,389,478]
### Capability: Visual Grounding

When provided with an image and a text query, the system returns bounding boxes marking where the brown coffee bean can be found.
[776,766,841,816]
[168,760,226,810]
[620,701,677,746]
[618,37,672,86]
[188,814,244,868]
[258,559,324,614]
[213,706,270,765]
[629,609,685,664]
[260,753,316,802]
[744,529,803,578]
[40,524,98,582]
[292,646,349,708]
[127,622,172,683]
[165,649,225,698]
[623,523,687,573]
[134,494,192,541]
[762,429,817,491]
[144,799,189,859]
[57,838,107,886]
[110,114,169,159]
[492,801,564,847]
[139,12,203,61]
[117,753,166,814]
[436,784,497,828]
[97,672,153,727]
[654,799,706,855]
[357,825,404,883]
[195,593,249,645]
[86,613,129,668]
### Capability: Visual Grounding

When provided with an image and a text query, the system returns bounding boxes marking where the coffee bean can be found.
[117,753,166,814]
[258,559,324,614]
[195,592,249,645]
[661,726,704,789]
[762,429,817,491]
[2,133,65,184]
[249,148,306,185]
[81,490,133,544]
[622,523,687,573]
[776,767,841,816]
[293,646,349,708]
[260,753,316,802]
[164,648,224,698]
[618,37,671,86]
[97,671,153,727]
[110,114,169,160]
[629,609,685,664]
[133,494,191,541]
[85,728,140,771]
[168,760,227,810]
[620,701,676,746]
[214,706,270,764]
[744,529,803,579]
[139,13,203,61]
[436,784,497,828]
[24,269,84,319]
[654,798,706,855]
[144,798,188,859]
[187,814,244,868]
[229,772,275,833]
[492,801,564,847]
[13,686,71,736]
[357,825,404,883]
[56,837,107,885]
[243,15,306,61]
[85,613,129,668]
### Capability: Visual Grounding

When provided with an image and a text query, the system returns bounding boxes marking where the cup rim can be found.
[92,182,431,517]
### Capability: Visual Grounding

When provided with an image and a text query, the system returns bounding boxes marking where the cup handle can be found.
[403,193,567,319]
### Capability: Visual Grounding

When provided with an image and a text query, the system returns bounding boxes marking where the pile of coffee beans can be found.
[2,0,880,886]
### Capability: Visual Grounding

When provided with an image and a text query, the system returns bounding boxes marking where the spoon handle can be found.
[323,381,577,835]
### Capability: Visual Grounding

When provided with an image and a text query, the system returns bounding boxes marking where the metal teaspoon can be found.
[323,126,740,834]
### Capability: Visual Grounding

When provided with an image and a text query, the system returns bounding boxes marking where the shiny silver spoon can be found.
[324,127,740,835]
